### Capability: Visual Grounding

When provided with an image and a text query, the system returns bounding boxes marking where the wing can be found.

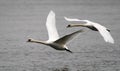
[64,17,82,21]
[92,23,114,44]
[54,30,84,45]
[46,10,59,41]
[64,17,90,26]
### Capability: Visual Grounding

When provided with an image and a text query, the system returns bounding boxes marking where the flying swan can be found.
[64,17,114,44]
[27,11,84,53]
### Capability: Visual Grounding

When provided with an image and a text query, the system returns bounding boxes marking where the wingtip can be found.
[49,10,55,14]
[105,37,114,44]
[64,16,68,20]
[47,10,55,18]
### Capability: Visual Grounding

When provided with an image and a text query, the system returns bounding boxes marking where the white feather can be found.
[92,23,114,43]
[64,17,81,21]
[28,11,84,53]
[65,17,114,44]
[46,11,59,42]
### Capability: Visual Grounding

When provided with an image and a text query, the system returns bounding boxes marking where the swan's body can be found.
[27,11,84,53]
[64,17,114,44]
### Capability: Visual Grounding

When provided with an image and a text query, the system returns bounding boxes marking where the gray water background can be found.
[0,0,120,71]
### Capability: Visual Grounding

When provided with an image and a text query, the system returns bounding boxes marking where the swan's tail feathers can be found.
[65,49,73,53]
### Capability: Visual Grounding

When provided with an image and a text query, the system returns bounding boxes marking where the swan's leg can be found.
[65,49,73,53]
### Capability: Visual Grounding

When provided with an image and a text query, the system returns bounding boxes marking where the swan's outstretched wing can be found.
[64,17,89,25]
[64,17,81,21]
[46,11,59,41]
[92,23,114,44]
[55,30,84,45]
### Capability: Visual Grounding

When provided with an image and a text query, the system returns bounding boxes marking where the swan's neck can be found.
[70,24,86,27]
[27,38,47,45]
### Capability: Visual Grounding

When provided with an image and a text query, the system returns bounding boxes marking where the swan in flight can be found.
[64,17,114,44]
[27,11,84,53]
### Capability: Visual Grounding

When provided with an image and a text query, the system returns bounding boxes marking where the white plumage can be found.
[65,17,114,44]
[27,11,84,53]
[46,11,59,42]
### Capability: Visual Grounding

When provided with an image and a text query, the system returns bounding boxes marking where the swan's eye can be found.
[27,39,32,42]
[67,25,71,27]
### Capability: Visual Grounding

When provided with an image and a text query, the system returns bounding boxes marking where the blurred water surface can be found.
[0,0,120,71]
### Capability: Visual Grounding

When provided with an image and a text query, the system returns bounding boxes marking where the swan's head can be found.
[67,24,75,28]
[67,24,71,28]
[27,38,34,42]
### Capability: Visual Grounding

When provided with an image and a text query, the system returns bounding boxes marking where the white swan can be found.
[64,17,114,44]
[27,11,84,53]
